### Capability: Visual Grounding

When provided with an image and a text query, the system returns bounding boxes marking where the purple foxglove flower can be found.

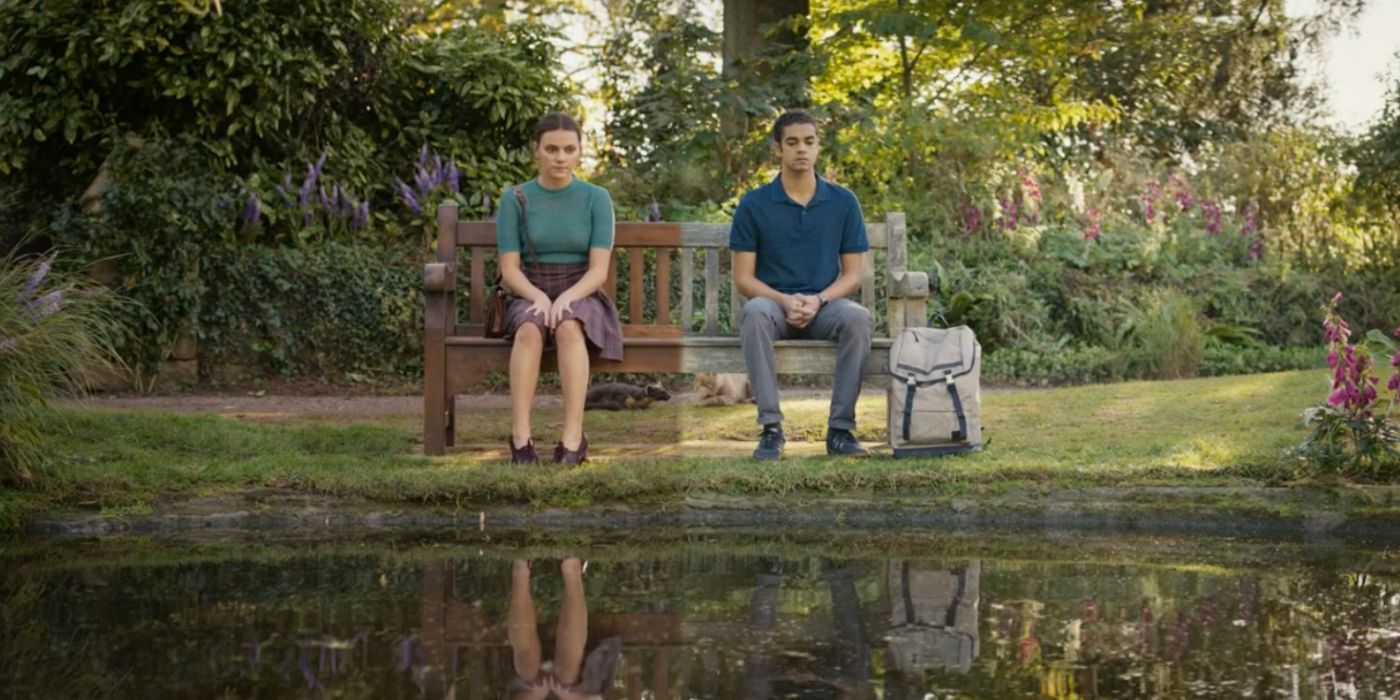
[241,190,261,227]
[998,196,1017,231]
[299,163,317,206]
[27,289,62,320]
[21,258,50,300]
[445,161,460,193]
[1326,349,1339,369]
[1388,373,1399,395]
[318,185,331,215]
[432,154,444,188]
[397,180,422,214]
[962,206,982,233]
[1246,237,1262,262]
[352,201,369,230]
[1201,200,1221,235]
[1172,176,1193,211]
[1083,208,1102,240]
[1240,202,1258,237]
[414,168,432,199]
[333,184,347,215]
[395,635,419,673]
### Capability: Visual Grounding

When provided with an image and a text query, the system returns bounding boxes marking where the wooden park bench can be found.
[422,202,930,455]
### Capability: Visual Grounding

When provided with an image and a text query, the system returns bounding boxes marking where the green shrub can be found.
[1120,289,1204,380]
[1199,343,1324,377]
[1,249,124,485]
[982,346,1126,386]
[199,243,424,379]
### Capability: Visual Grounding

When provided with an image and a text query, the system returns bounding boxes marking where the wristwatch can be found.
[818,293,830,308]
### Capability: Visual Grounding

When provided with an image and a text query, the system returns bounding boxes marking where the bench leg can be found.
[445,398,456,447]
[424,329,447,456]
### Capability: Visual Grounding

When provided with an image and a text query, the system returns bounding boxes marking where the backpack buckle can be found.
[945,370,955,385]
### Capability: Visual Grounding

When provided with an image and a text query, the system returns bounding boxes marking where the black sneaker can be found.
[753,425,785,461]
[826,428,870,457]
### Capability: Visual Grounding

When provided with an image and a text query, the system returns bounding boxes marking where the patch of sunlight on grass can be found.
[1164,438,1254,471]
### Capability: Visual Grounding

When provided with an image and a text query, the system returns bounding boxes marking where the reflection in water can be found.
[3,535,1400,698]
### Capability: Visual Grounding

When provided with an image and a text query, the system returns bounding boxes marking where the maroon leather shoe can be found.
[554,434,589,466]
[510,438,539,465]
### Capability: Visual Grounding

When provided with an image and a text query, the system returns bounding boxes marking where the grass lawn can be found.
[0,369,1339,531]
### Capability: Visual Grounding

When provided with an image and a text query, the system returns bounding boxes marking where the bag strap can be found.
[901,369,969,443]
[513,186,540,265]
[944,371,968,442]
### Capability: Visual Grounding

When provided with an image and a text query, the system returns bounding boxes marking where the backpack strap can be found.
[902,377,917,442]
[944,370,968,442]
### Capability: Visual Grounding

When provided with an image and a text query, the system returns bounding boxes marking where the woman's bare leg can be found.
[510,324,545,448]
[506,559,542,682]
[555,320,589,450]
[552,557,588,685]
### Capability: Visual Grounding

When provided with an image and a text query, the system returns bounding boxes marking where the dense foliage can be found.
[2,0,1396,390]
[1,0,569,376]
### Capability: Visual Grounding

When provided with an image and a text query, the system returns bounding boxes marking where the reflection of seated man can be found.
[508,558,621,700]
[742,557,875,699]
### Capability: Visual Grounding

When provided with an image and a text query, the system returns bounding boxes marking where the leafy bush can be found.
[199,242,423,379]
[53,135,230,377]
[1121,289,1204,380]
[1199,343,1324,377]
[1290,294,1400,478]
[982,346,1126,386]
[1,249,123,485]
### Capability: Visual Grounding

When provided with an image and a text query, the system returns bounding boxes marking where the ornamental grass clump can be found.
[1290,293,1400,477]
[1,248,125,485]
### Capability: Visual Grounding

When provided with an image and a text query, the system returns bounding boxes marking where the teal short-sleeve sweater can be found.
[496,178,615,264]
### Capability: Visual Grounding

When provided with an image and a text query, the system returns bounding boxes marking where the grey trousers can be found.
[738,297,873,430]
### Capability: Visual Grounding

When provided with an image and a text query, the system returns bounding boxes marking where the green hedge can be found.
[199,243,423,379]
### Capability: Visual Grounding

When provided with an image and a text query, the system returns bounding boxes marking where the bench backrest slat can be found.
[469,248,487,323]
[454,220,890,249]
[445,209,902,334]
[679,249,694,329]
[655,249,671,325]
[703,248,720,334]
[627,248,645,323]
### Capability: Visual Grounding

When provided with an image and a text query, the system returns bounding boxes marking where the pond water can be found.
[3,529,1399,699]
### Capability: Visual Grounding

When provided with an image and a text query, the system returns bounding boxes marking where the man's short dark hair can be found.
[771,110,819,142]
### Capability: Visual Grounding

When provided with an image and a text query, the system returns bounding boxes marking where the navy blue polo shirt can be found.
[728,175,869,295]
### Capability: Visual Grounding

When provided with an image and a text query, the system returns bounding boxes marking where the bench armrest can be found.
[887,270,929,299]
[424,262,456,292]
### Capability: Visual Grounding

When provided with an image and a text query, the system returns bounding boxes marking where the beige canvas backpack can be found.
[888,325,982,457]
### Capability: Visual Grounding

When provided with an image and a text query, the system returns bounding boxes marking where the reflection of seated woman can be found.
[508,558,621,700]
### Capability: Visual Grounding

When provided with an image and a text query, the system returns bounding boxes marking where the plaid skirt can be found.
[504,262,624,362]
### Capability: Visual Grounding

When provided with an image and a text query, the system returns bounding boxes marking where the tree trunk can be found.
[720,0,810,138]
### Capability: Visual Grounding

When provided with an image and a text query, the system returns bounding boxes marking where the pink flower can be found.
[1239,202,1258,237]
[962,206,983,234]
[998,196,1018,231]
[1083,207,1102,240]
[1140,180,1162,223]
[1172,175,1194,211]
[1200,199,1222,235]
